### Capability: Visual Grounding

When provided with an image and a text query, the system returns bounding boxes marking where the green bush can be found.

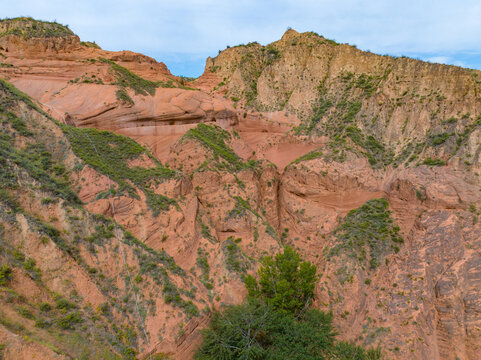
[0,264,12,285]
[0,17,74,39]
[0,125,80,204]
[62,126,177,215]
[422,157,446,166]
[222,238,250,274]
[38,302,52,312]
[55,298,77,310]
[195,300,339,360]
[185,124,241,169]
[429,132,451,146]
[57,311,82,330]
[246,246,317,314]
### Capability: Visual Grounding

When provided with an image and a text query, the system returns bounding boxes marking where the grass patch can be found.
[184,123,258,172]
[0,115,80,203]
[429,132,452,146]
[0,264,13,286]
[115,88,134,105]
[108,61,159,96]
[291,149,324,164]
[422,157,446,166]
[99,58,188,103]
[196,249,213,290]
[62,126,177,215]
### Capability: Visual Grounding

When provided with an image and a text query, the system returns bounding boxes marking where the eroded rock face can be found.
[197,29,481,183]
[0,28,238,162]
[279,155,481,360]
[1,21,481,360]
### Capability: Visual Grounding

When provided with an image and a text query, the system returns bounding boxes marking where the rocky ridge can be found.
[0,18,480,360]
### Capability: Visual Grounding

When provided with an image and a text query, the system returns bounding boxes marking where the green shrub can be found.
[57,311,82,330]
[429,132,451,146]
[0,17,74,39]
[62,126,177,215]
[99,58,161,96]
[0,264,12,285]
[1,110,32,136]
[184,123,252,172]
[38,302,52,312]
[291,149,324,164]
[336,341,382,360]
[55,298,77,310]
[195,300,339,360]
[222,238,250,274]
[0,125,80,204]
[246,246,317,314]
[115,88,134,105]
[423,157,446,166]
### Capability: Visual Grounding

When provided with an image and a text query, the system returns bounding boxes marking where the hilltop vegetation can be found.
[0,17,74,39]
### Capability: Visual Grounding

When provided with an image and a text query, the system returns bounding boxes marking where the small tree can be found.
[196,247,382,360]
[245,246,317,314]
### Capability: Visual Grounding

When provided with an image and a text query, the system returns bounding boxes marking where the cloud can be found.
[3,1,481,76]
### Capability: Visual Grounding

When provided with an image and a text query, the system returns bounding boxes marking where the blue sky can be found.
[3,1,481,77]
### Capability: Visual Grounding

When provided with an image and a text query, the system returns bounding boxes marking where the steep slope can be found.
[2,18,481,360]
[192,29,481,360]
[0,18,237,160]
[197,29,481,180]
[0,77,213,359]
[0,77,286,359]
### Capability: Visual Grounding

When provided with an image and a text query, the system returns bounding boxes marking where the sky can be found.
[3,0,481,77]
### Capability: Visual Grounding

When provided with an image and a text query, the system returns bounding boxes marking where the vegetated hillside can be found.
[199,29,481,180]
[0,78,215,359]
[1,18,481,360]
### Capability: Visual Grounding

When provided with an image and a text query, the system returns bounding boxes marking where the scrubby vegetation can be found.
[329,198,403,282]
[115,88,134,105]
[0,264,12,285]
[291,149,324,164]
[107,60,160,96]
[123,232,199,317]
[0,17,74,39]
[197,248,213,289]
[422,157,446,166]
[293,69,393,168]
[222,237,251,274]
[98,58,192,104]
[0,77,205,358]
[62,126,177,215]
[0,81,80,204]
[196,247,381,360]
[185,123,259,172]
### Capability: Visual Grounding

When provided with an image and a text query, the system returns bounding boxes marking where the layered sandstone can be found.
[0,19,481,360]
